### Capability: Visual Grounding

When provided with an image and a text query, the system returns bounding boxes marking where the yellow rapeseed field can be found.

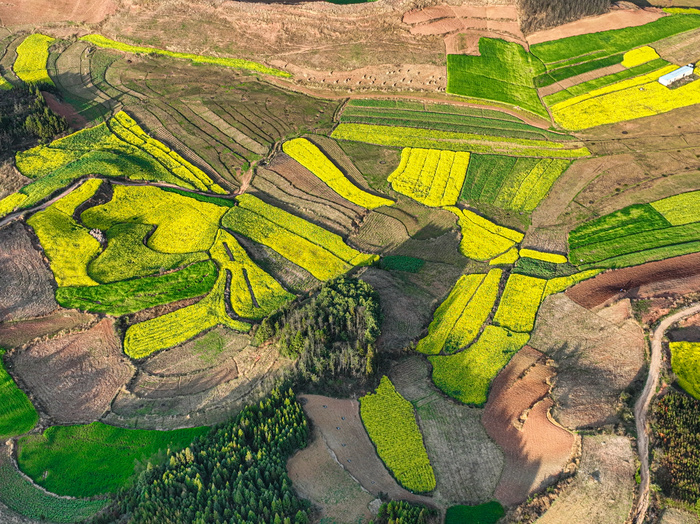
[14,34,55,85]
[650,190,700,226]
[621,46,660,68]
[493,273,547,332]
[447,207,524,261]
[519,248,568,264]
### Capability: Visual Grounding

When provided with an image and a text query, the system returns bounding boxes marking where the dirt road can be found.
[633,302,700,524]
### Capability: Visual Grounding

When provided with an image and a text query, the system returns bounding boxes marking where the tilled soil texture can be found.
[0,310,95,349]
[9,318,134,424]
[104,327,291,429]
[403,3,527,55]
[287,424,375,524]
[390,356,503,506]
[298,394,434,508]
[566,252,700,309]
[482,346,576,506]
[0,223,57,323]
[102,0,446,90]
[0,0,116,25]
[529,294,645,429]
[526,5,664,45]
[535,435,636,524]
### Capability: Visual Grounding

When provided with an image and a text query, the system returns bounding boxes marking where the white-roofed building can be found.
[659,65,695,87]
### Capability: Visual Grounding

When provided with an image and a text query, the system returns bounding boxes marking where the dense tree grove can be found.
[370,501,438,524]
[520,0,611,33]
[653,391,700,503]
[96,389,310,524]
[255,278,381,383]
[0,83,67,157]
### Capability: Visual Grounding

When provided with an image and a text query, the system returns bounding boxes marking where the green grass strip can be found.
[56,259,219,316]
[18,422,209,498]
[0,349,38,439]
[446,502,505,524]
[80,34,290,77]
[534,53,624,88]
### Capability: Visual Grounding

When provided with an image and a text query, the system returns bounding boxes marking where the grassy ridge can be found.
[18,422,209,497]
[360,376,436,492]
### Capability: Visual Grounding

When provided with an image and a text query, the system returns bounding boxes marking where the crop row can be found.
[210,229,294,320]
[222,194,377,281]
[519,248,567,264]
[13,33,54,85]
[348,98,525,122]
[0,349,38,439]
[447,207,524,261]
[416,269,501,355]
[17,421,208,498]
[340,105,574,142]
[331,123,590,159]
[550,64,700,130]
[460,154,570,212]
[359,376,436,492]
[534,52,624,88]
[388,148,470,207]
[80,34,291,77]
[282,138,393,209]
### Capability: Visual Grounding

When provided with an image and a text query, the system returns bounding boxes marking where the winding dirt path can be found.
[634,302,700,524]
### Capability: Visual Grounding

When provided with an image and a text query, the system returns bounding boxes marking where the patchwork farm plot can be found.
[1,6,700,522]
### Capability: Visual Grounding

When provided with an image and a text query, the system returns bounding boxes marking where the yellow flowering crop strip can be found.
[0,193,27,220]
[282,138,393,209]
[519,248,568,264]
[331,123,591,159]
[82,186,226,254]
[493,273,547,333]
[359,376,436,492]
[14,34,54,85]
[429,326,530,405]
[551,65,700,130]
[489,247,519,265]
[27,180,103,287]
[80,34,291,78]
[0,76,12,90]
[123,265,250,359]
[447,207,524,261]
[621,46,660,68]
[650,190,700,226]
[210,230,293,320]
[416,274,483,355]
[388,148,470,207]
[669,341,700,400]
[222,194,377,281]
[543,269,602,297]
[109,112,226,194]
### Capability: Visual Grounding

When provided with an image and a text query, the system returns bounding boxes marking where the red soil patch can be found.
[566,252,700,309]
[9,318,135,424]
[0,0,116,25]
[298,394,433,507]
[527,6,664,44]
[41,92,88,130]
[0,223,57,323]
[482,346,576,506]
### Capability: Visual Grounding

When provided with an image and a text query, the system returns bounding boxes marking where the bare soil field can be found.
[390,356,503,506]
[0,0,116,25]
[298,394,433,507]
[567,252,700,309]
[403,2,526,55]
[104,329,291,429]
[659,508,700,524]
[529,294,645,429]
[0,223,57,323]
[287,424,375,524]
[0,163,29,200]
[482,346,575,506]
[535,435,636,524]
[538,64,626,98]
[655,26,700,65]
[41,91,88,130]
[0,310,95,349]
[526,6,664,44]
[9,319,134,424]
